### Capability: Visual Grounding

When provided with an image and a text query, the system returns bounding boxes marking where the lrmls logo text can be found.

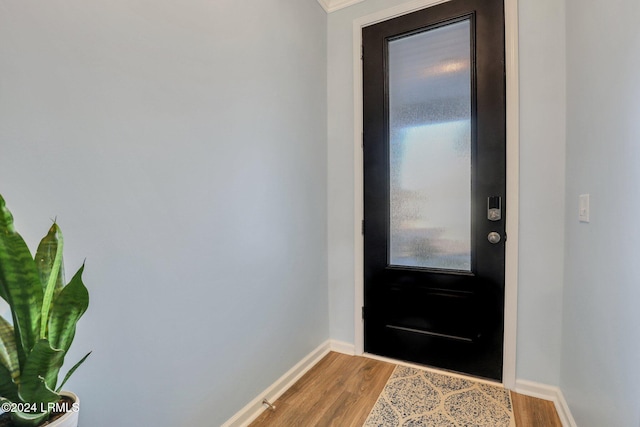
[44,402,80,413]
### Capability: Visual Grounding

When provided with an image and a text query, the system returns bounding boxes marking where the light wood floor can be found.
[250,352,562,427]
[511,392,563,427]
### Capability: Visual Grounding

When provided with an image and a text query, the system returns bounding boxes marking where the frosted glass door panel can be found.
[388,20,471,271]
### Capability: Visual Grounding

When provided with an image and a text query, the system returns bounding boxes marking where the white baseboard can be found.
[515,380,577,427]
[221,341,331,427]
[329,339,356,355]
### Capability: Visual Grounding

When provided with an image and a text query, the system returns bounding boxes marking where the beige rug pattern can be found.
[364,366,515,427]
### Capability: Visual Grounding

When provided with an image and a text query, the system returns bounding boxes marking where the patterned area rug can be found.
[364,366,515,427]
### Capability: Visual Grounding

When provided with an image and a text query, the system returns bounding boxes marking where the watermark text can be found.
[1,401,79,414]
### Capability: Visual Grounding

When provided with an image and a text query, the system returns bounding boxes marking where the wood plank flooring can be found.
[250,352,561,427]
[250,352,395,426]
[511,391,563,427]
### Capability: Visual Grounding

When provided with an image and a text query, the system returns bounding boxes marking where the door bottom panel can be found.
[365,283,504,380]
[366,322,503,381]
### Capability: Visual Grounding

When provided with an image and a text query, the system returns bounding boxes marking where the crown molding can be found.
[317,0,365,13]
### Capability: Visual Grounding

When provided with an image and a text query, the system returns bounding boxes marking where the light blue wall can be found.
[516,0,566,386]
[561,0,640,425]
[327,0,567,385]
[0,1,328,426]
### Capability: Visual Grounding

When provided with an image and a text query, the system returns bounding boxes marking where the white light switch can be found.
[579,194,590,222]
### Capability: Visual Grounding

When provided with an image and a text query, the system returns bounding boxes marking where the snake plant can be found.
[0,195,89,426]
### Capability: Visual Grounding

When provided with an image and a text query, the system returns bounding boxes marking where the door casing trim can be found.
[352,0,519,389]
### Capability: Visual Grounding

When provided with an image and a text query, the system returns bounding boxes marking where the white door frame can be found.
[352,0,519,389]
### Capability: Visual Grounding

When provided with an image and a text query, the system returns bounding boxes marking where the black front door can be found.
[362,0,506,381]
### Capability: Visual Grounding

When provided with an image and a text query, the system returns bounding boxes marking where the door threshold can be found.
[361,352,505,388]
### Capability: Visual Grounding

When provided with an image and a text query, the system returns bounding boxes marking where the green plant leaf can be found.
[56,351,90,393]
[9,383,57,427]
[48,265,88,355]
[18,339,63,401]
[0,364,19,402]
[0,316,18,381]
[34,223,65,304]
[0,397,49,427]
[0,195,44,368]
[37,224,64,339]
[10,407,50,427]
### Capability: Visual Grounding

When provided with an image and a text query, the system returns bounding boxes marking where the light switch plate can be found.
[579,194,590,222]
